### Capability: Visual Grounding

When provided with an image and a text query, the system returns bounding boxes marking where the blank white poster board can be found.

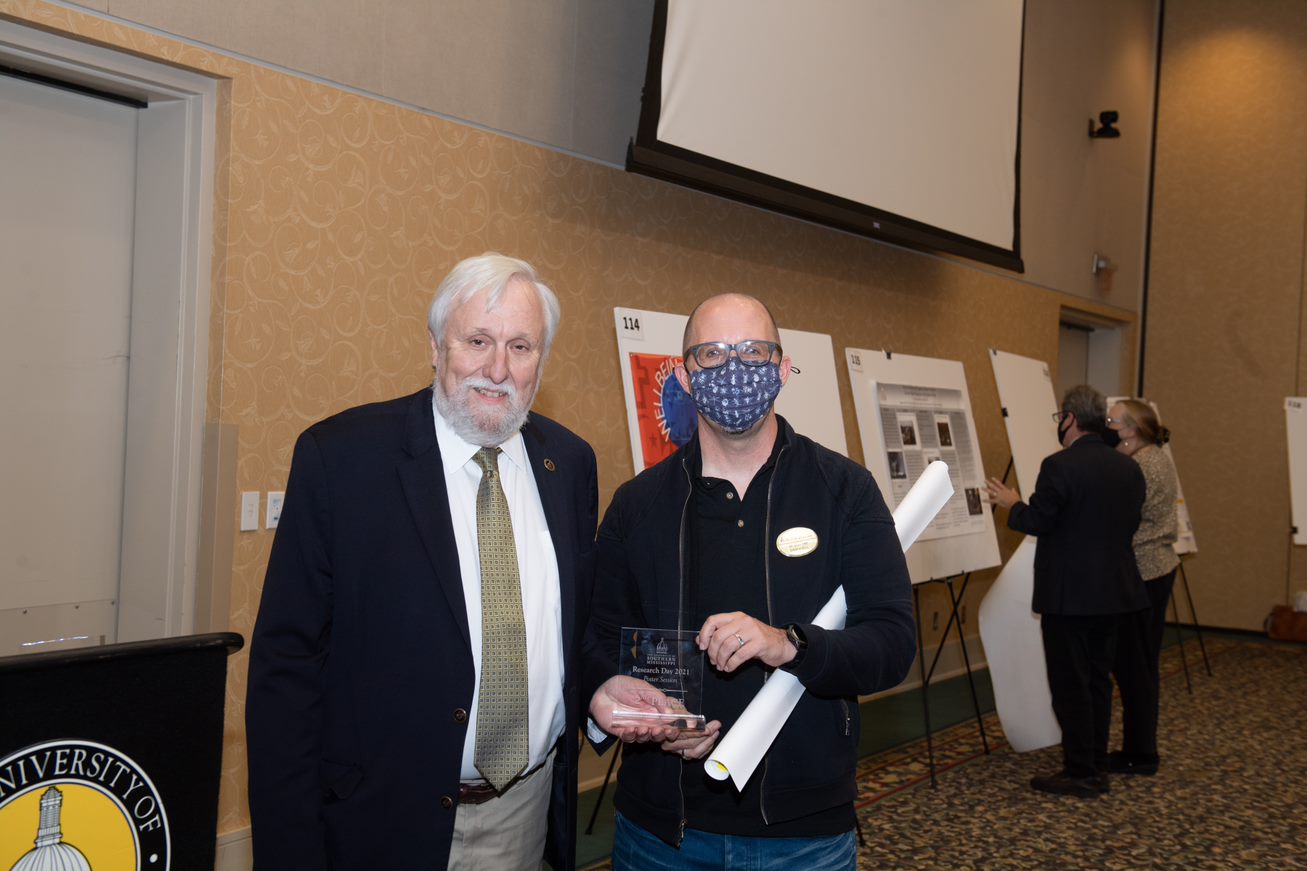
[615,308,847,476]
[1286,398,1307,545]
[988,350,1061,496]
[979,537,1061,751]
[982,349,1061,752]
[1107,396,1198,556]
[845,349,1000,583]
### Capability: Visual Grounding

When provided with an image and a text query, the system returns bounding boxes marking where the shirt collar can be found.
[1068,432,1100,448]
[689,418,786,487]
[431,392,528,475]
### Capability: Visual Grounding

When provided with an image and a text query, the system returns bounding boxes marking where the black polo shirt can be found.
[682,433,854,838]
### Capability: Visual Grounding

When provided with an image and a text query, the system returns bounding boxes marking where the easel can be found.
[905,453,1013,787]
[913,572,991,787]
[1167,557,1212,693]
[584,743,621,835]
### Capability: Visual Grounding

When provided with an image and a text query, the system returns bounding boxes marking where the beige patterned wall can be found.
[1,0,1141,838]
[1147,1,1307,631]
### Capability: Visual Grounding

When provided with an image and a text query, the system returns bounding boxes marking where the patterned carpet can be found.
[582,636,1307,869]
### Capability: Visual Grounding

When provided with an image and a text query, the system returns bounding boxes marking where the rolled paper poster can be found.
[705,461,954,787]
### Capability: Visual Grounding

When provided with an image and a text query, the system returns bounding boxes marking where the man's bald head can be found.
[682,294,781,353]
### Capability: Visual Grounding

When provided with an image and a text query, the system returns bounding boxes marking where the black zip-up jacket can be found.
[582,417,916,845]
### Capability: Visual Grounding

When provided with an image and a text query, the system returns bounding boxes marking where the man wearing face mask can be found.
[583,294,915,869]
[984,385,1147,799]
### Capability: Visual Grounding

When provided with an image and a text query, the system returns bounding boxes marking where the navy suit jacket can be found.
[246,388,597,870]
[1008,433,1148,616]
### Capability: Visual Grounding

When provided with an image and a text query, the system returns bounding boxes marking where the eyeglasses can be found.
[1051,411,1069,424]
[1105,416,1125,427]
[682,340,782,369]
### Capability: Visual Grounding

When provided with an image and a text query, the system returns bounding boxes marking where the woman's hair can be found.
[1117,398,1171,445]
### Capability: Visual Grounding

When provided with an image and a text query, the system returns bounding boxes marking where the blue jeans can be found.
[613,812,857,871]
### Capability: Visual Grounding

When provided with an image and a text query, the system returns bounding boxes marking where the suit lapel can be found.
[398,389,472,650]
[523,417,576,660]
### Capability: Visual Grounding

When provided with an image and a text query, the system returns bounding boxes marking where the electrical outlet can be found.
[266,491,285,529]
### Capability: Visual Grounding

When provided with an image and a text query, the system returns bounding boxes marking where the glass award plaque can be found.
[612,627,706,732]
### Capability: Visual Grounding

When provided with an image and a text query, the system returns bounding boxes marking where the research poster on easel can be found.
[845,348,1000,582]
[874,382,987,541]
[614,308,848,476]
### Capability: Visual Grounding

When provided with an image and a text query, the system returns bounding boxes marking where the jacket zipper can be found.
[675,454,693,846]
[757,440,787,827]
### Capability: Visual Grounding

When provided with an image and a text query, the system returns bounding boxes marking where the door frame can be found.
[1058,306,1128,401]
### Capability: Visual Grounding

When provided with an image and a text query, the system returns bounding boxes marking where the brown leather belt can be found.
[457,781,501,805]
[457,753,552,805]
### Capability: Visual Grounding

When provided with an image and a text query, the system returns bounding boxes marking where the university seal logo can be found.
[0,740,170,870]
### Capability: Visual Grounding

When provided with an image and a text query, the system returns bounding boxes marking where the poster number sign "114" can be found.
[619,311,644,340]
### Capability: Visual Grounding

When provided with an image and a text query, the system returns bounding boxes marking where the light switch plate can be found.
[240,491,259,531]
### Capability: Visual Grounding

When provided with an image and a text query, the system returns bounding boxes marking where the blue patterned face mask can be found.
[688,357,783,433]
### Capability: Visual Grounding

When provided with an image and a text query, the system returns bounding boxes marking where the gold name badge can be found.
[775,526,818,557]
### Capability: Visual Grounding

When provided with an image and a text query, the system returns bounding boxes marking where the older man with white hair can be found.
[247,253,598,870]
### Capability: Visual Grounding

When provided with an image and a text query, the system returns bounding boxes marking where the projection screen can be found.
[628,0,1026,271]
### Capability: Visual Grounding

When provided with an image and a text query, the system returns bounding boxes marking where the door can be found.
[0,74,138,653]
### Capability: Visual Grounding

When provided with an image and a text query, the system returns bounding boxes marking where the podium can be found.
[0,632,243,871]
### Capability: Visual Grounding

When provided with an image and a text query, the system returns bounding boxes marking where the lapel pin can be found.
[544,458,556,472]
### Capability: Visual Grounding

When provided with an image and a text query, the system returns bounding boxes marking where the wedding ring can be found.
[735,633,746,649]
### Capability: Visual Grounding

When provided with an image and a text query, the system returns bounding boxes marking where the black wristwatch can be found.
[782,623,808,669]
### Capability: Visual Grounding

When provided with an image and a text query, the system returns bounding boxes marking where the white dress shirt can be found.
[432,399,565,782]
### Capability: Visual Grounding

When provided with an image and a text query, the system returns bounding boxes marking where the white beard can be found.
[433,372,533,447]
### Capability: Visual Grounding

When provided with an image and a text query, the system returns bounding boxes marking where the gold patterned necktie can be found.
[471,447,530,790]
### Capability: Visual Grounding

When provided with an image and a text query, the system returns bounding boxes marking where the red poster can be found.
[628,352,698,469]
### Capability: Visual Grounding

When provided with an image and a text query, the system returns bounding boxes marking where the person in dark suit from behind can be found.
[985,384,1147,798]
[245,253,598,870]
